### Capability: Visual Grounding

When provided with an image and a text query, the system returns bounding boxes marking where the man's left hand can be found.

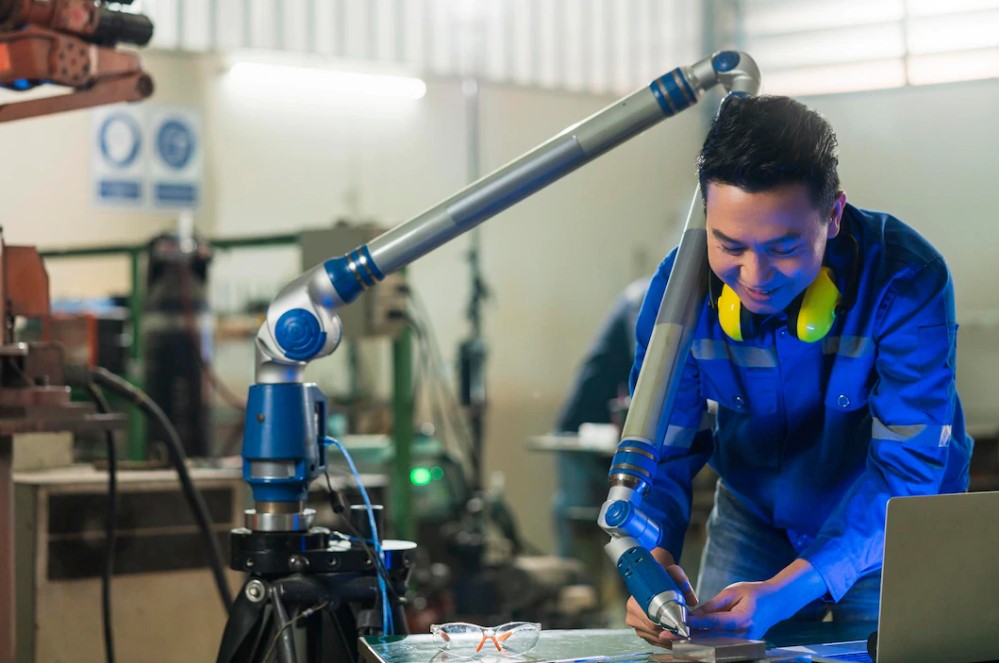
[686,558,829,640]
[686,581,783,639]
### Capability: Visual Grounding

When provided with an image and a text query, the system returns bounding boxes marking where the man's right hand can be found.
[624,547,698,647]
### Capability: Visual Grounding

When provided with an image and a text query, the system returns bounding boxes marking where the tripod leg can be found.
[216,577,271,663]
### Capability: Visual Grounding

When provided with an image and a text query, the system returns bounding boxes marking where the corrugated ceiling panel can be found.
[139,0,706,95]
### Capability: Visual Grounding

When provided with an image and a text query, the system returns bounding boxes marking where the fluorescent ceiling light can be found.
[226,61,427,100]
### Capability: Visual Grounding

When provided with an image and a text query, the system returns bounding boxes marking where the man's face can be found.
[705,182,844,315]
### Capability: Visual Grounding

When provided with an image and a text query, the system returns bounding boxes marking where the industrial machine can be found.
[225,50,761,662]
[0,4,161,663]
[0,234,130,663]
[0,0,153,122]
[143,232,215,458]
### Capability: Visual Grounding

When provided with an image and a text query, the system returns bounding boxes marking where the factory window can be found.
[739,0,999,95]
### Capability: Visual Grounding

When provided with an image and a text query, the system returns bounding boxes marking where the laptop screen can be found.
[774,491,999,663]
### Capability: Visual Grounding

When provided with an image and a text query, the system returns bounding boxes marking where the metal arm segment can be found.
[251,51,761,383]
[597,69,761,638]
[596,188,709,638]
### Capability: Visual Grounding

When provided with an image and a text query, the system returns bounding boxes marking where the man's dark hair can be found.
[697,95,840,211]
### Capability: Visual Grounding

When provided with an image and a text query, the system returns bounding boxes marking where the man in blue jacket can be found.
[625,95,972,644]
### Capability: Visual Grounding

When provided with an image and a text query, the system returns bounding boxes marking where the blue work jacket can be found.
[632,204,972,601]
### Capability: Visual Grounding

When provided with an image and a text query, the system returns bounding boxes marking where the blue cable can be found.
[325,437,394,635]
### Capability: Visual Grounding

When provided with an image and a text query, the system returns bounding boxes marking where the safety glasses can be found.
[430,622,541,656]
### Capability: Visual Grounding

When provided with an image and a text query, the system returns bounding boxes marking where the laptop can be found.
[775,490,999,663]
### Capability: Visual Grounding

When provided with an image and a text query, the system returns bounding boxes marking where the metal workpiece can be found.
[671,636,767,662]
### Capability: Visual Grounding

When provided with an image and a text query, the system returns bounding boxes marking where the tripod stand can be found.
[216,527,416,663]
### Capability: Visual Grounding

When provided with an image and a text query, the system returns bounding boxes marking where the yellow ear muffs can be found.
[793,266,841,343]
[717,282,744,342]
[715,266,842,343]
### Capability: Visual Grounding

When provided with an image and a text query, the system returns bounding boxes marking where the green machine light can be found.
[410,466,433,486]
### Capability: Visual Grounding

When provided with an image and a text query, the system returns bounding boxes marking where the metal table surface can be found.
[361,629,664,663]
[359,626,884,663]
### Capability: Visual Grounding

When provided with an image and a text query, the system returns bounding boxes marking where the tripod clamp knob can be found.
[244,579,268,603]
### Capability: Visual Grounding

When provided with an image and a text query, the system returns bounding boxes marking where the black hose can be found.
[85,382,117,663]
[88,366,233,612]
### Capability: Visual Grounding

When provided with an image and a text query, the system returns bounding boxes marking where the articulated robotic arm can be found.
[242,51,761,635]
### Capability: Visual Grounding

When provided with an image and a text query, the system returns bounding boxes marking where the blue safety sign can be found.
[156,118,196,170]
[150,108,202,209]
[92,105,202,210]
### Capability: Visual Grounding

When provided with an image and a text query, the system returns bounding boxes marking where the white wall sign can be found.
[91,104,203,211]
[92,106,146,207]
